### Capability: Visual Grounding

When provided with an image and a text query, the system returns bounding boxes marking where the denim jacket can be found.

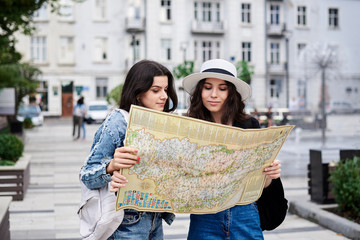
[80,109,175,225]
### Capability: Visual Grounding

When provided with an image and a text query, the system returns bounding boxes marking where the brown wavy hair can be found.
[119,60,178,112]
[188,79,248,124]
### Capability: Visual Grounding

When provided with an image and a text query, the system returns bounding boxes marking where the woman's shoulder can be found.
[233,116,260,129]
[102,109,128,128]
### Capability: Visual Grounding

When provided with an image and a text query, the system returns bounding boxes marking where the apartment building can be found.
[15,0,360,116]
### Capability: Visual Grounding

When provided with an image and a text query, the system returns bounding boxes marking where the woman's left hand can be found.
[263,159,281,188]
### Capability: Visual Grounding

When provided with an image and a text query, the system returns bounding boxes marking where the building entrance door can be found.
[61,81,73,117]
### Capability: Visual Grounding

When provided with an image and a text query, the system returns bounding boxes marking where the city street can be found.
[8,114,360,239]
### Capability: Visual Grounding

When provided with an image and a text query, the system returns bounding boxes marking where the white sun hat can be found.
[182,59,251,101]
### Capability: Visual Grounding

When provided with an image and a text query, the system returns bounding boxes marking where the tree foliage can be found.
[106,84,123,107]
[0,0,60,64]
[236,60,254,85]
[0,63,40,114]
[173,61,194,80]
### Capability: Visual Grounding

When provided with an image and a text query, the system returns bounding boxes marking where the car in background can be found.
[85,100,110,124]
[16,105,44,126]
[326,101,354,114]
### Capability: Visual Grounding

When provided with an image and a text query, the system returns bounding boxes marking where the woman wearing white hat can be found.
[183,59,287,239]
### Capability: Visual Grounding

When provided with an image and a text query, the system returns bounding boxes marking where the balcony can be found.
[267,23,285,37]
[191,20,225,35]
[267,62,286,75]
[125,17,145,33]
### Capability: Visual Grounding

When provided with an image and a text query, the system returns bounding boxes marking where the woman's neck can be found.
[212,112,232,126]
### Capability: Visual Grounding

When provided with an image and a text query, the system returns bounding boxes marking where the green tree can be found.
[0,63,40,115]
[106,84,123,106]
[173,61,194,79]
[0,0,60,64]
[236,60,254,85]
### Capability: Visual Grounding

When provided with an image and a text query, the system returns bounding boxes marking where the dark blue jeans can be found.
[188,203,263,240]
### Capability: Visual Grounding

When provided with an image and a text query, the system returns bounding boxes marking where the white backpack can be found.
[78,109,129,240]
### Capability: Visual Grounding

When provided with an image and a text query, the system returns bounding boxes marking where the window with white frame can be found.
[59,37,75,64]
[202,41,212,61]
[96,78,108,99]
[270,43,280,64]
[33,4,47,21]
[241,3,251,24]
[329,8,339,28]
[194,40,221,62]
[297,43,306,56]
[130,37,141,61]
[160,0,171,21]
[194,41,198,61]
[270,4,280,25]
[94,37,108,62]
[94,0,107,20]
[297,6,307,26]
[215,41,220,58]
[215,3,220,22]
[202,2,212,22]
[242,42,251,62]
[30,36,47,63]
[59,0,74,21]
[161,39,172,61]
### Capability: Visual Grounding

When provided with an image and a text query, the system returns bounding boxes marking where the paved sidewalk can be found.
[8,117,355,239]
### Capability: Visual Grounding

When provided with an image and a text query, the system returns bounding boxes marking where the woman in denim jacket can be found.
[80,60,178,240]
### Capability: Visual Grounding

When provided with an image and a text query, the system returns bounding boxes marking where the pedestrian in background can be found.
[72,96,86,140]
[265,107,273,127]
[182,59,287,239]
[80,60,178,239]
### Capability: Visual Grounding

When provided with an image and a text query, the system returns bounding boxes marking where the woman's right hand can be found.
[110,171,128,192]
[106,147,140,174]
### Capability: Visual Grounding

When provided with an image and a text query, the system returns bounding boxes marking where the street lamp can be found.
[283,30,292,108]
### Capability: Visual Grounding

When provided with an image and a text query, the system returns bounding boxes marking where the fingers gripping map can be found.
[116,106,294,214]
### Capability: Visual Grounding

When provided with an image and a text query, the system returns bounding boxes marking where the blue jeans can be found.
[188,203,263,240]
[108,210,164,240]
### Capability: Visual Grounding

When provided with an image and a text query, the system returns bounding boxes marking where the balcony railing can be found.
[125,17,145,33]
[191,20,225,34]
[267,23,285,36]
[267,62,286,74]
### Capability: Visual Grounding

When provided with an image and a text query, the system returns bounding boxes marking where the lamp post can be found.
[285,36,289,108]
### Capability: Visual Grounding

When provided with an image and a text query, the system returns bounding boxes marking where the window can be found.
[59,0,74,21]
[59,37,74,64]
[270,43,280,64]
[202,2,212,22]
[160,0,171,21]
[202,41,212,61]
[329,8,339,28]
[161,39,172,61]
[270,79,280,99]
[96,78,108,99]
[130,37,140,61]
[297,43,306,56]
[94,37,108,62]
[297,6,306,26]
[94,0,107,20]
[33,4,47,21]
[241,3,251,24]
[270,4,280,25]
[30,36,47,63]
[194,41,198,61]
[242,42,251,62]
[215,3,220,22]
[194,1,221,22]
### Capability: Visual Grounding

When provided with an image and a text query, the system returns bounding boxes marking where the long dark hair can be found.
[188,79,248,124]
[119,60,178,112]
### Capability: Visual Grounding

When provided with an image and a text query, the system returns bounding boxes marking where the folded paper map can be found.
[116,105,294,214]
